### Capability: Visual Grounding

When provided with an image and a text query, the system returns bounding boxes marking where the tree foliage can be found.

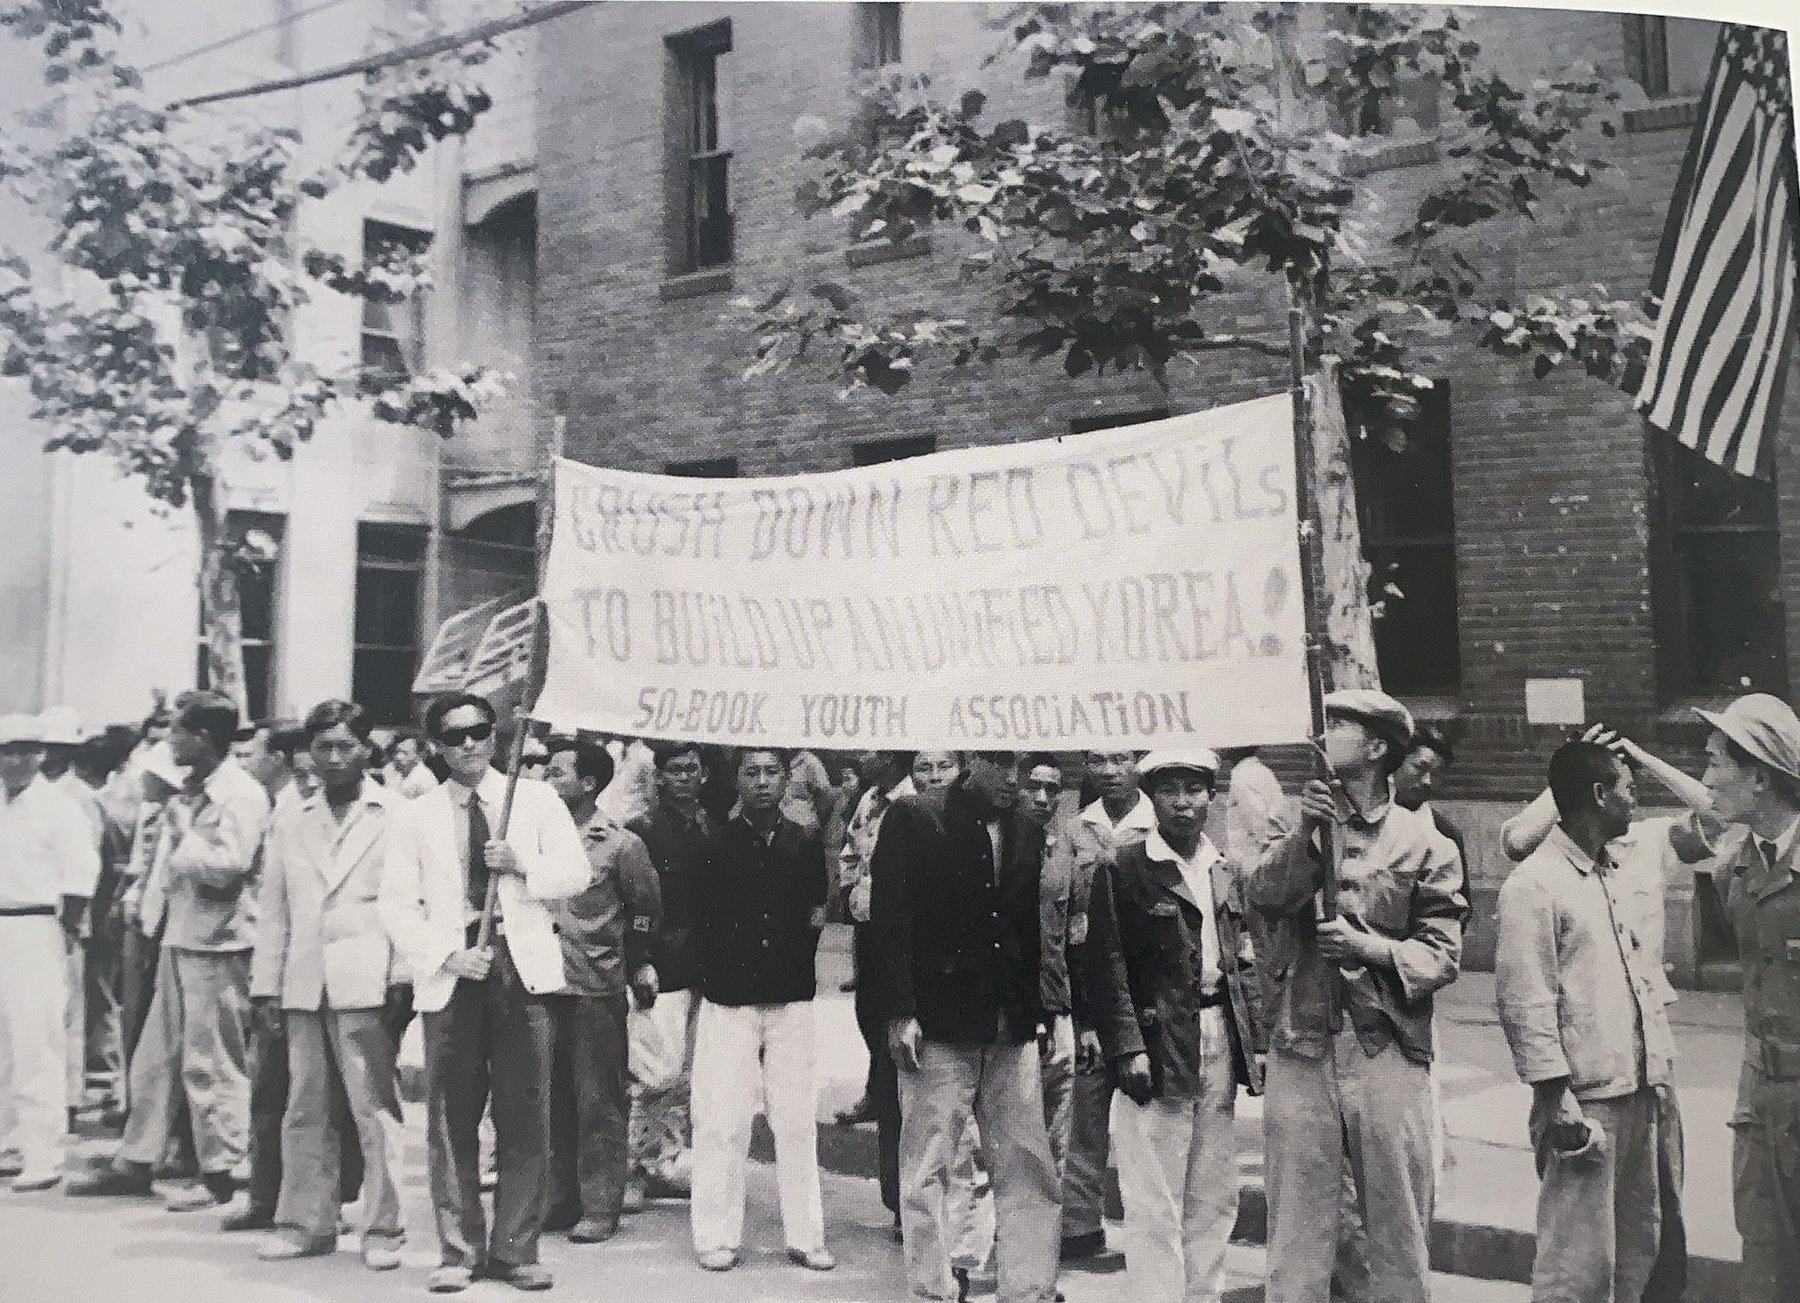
[743,2,1649,424]
[0,0,508,701]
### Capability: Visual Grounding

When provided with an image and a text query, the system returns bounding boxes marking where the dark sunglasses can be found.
[436,722,493,747]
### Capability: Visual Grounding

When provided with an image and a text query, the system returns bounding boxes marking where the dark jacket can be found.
[867,778,1057,1046]
[691,811,826,1007]
[626,800,718,993]
[553,813,662,999]
[1084,837,1267,1099]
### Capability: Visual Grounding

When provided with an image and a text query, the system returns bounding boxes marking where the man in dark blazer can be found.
[1082,749,1267,1303]
[869,751,1062,1303]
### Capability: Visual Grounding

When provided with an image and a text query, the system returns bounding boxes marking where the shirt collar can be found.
[447,769,505,808]
[1082,791,1156,834]
[199,757,252,801]
[1547,825,1612,877]
[1144,826,1220,872]
[300,780,393,818]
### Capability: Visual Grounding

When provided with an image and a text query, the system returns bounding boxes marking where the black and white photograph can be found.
[0,2,1795,1301]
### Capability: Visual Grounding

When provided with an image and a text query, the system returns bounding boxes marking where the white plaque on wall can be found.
[1525,678,1586,726]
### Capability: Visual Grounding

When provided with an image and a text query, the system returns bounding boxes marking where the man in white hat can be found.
[1249,688,1464,1303]
[38,707,105,1126]
[1083,748,1266,1303]
[1692,693,1800,1303]
[0,713,100,1190]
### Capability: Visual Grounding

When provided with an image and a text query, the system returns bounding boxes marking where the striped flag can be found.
[1636,24,1798,479]
[462,598,542,698]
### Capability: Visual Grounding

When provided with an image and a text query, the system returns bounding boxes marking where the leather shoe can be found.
[221,1200,277,1232]
[427,1265,474,1293]
[569,1217,618,1244]
[164,1182,227,1213]
[696,1249,739,1272]
[12,1171,61,1193]
[787,1247,837,1272]
[483,1261,553,1291]
[66,1164,154,1198]
[257,1234,335,1261]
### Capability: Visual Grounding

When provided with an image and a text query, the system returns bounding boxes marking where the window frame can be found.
[359,218,432,384]
[1649,434,1789,700]
[352,521,430,726]
[853,2,902,70]
[667,20,735,276]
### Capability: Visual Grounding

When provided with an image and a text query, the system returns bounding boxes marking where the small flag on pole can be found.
[411,596,506,695]
[462,598,541,698]
[1636,24,1798,480]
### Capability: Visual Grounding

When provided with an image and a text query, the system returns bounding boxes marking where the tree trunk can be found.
[192,473,248,713]
[1308,366,1382,691]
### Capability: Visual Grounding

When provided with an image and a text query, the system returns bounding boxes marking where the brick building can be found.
[506,3,1798,988]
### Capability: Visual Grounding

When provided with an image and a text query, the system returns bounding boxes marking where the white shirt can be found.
[0,775,102,909]
[386,763,440,800]
[1144,826,1224,993]
[1080,792,1158,845]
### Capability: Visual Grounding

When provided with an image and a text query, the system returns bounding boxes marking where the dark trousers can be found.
[245,1019,363,1217]
[548,992,631,1224]
[421,938,555,1270]
[853,924,900,1215]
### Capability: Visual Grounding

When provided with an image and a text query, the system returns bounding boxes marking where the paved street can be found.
[0,1151,1527,1303]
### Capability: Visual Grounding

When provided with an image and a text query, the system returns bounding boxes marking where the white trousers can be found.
[1111,1006,1240,1303]
[0,916,69,1175]
[689,999,825,1254]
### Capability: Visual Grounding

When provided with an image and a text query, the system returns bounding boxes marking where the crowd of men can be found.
[1,682,1797,1303]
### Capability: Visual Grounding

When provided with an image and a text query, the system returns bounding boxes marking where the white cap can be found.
[0,713,45,746]
[37,706,84,747]
[1137,748,1222,785]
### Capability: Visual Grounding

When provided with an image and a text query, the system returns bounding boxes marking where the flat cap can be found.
[0,713,45,746]
[1694,693,1800,784]
[1137,748,1222,785]
[1324,688,1415,750]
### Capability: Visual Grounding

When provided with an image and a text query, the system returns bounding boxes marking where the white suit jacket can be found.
[251,783,398,1011]
[378,769,590,1012]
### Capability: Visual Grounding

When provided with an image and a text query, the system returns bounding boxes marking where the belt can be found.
[1195,986,1227,1010]
[0,905,56,918]
[1758,1039,1800,1082]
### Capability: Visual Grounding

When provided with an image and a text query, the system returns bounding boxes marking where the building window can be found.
[666,456,740,477]
[353,523,428,726]
[1653,439,1788,697]
[854,3,902,69]
[853,434,937,466]
[1345,382,1461,694]
[359,220,431,384]
[197,512,285,723]
[667,20,734,275]
[1624,15,1718,99]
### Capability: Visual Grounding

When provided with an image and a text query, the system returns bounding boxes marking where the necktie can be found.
[1760,838,1779,870]
[467,794,491,913]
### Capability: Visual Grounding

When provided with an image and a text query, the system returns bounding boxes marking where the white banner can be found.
[538,393,1311,750]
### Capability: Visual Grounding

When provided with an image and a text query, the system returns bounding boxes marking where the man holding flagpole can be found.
[378,691,590,1294]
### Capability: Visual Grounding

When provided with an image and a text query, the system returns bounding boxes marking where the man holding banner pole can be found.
[1250,689,1464,1303]
[377,687,589,1294]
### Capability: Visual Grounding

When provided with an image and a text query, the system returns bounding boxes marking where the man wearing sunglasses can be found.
[378,693,591,1294]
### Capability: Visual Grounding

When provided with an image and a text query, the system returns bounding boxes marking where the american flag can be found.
[1636,24,1798,480]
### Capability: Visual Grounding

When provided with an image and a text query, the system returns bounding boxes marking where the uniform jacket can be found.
[692,811,827,1006]
[868,778,1057,1046]
[1249,793,1463,1064]
[378,770,591,1013]
[1495,827,1675,1102]
[1037,806,1112,1021]
[1084,834,1268,1098]
[627,799,718,994]
[154,758,271,952]
[1721,815,1800,1115]
[553,810,661,999]
[251,782,398,1010]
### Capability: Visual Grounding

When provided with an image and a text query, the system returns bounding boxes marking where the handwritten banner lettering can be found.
[538,393,1311,749]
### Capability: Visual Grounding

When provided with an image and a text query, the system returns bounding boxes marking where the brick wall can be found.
[531,2,1798,804]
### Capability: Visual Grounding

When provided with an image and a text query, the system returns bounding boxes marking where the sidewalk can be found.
[790,926,1747,1301]
[387,924,1742,1299]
